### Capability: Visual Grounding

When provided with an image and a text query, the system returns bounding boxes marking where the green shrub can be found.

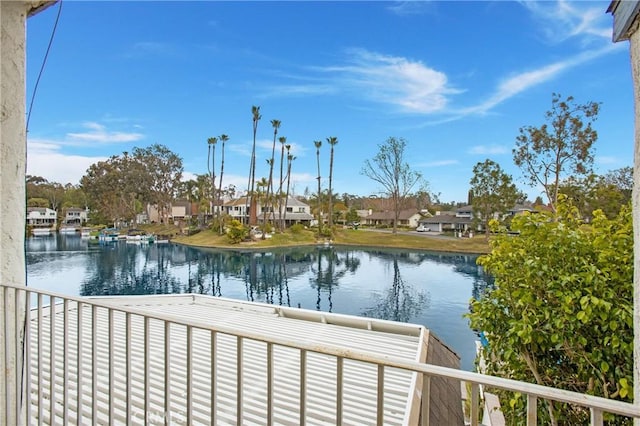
[290,223,304,234]
[226,220,248,244]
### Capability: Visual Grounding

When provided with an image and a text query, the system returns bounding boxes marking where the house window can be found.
[298,207,304,213]
[286,207,293,213]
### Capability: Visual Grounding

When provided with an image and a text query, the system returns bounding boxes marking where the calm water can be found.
[25,233,493,370]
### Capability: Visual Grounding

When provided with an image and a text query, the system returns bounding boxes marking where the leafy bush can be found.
[290,223,304,234]
[226,220,248,244]
[468,202,633,424]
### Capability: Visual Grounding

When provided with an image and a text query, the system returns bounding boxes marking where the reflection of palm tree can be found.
[361,257,429,323]
[309,247,354,313]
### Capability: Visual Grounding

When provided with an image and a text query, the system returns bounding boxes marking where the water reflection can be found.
[26,234,492,370]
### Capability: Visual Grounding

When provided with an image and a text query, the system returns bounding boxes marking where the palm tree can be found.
[217,134,229,234]
[265,119,280,231]
[247,106,261,225]
[284,147,295,228]
[314,140,322,237]
[277,136,287,230]
[207,137,218,218]
[326,136,338,229]
[262,158,274,238]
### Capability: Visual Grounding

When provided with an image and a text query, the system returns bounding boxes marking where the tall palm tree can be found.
[277,136,287,230]
[217,134,229,234]
[326,136,338,229]
[284,147,295,228]
[314,140,322,237]
[207,137,217,218]
[265,119,280,231]
[247,106,261,225]
[262,158,274,238]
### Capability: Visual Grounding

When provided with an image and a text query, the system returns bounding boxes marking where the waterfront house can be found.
[26,207,57,229]
[364,208,423,228]
[223,196,314,226]
[62,207,87,226]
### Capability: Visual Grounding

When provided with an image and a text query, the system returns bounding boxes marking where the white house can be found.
[63,207,88,225]
[223,196,314,225]
[26,207,57,228]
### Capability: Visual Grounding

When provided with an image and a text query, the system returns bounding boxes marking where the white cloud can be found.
[67,122,144,144]
[386,2,434,17]
[322,48,460,114]
[419,159,459,167]
[521,0,611,44]
[468,145,508,155]
[596,156,618,165]
[462,44,622,115]
[27,139,107,185]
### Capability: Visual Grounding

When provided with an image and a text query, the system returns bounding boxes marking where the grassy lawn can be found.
[172,227,490,254]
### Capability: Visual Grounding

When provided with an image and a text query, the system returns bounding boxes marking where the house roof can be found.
[607,0,640,42]
[367,209,420,221]
[420,215,472,225]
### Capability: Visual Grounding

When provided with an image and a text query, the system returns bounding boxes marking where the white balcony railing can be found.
[2,282,640,425]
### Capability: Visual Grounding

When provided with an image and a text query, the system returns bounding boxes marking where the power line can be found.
[26,0,63,133]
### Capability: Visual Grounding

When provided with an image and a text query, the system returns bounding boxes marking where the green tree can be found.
[361,137,423,234]
[327,136,338,229]
[513,93,600,213]
[132,144,183,224]
[468,202,633,424]
[469,159,520,236]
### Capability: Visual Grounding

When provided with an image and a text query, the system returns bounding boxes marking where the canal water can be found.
[25,233,493,370]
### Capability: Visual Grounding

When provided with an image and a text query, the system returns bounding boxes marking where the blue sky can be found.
[26,1,633,203]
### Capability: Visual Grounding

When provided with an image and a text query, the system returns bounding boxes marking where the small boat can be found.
[59,226,78,234]
[31,227,52,236]
[81,227,92,238]
[99,228,119,243]
[155,234,170,244]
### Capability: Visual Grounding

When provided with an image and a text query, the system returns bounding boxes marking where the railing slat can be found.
[144,316,150,426]
[421,375,430,426]
[25,290,32,426]
[37,293,43,426]
[91,304,97,426]
[63,298,69,425]
[77,302,83,425]
[267,342,273,426]
[591,407,604,426]
[125,312,131,423]
[527,394,537,426]
[300,349,307,426]
[108,309,115,425]
[187,325,193,425]
[50,296,56,423]
[164,321,171,425]
[211,330,217,426]
[377,364,384,426]
[336,357,343,426]
[471,382,479,426]
[237,336,243,425]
